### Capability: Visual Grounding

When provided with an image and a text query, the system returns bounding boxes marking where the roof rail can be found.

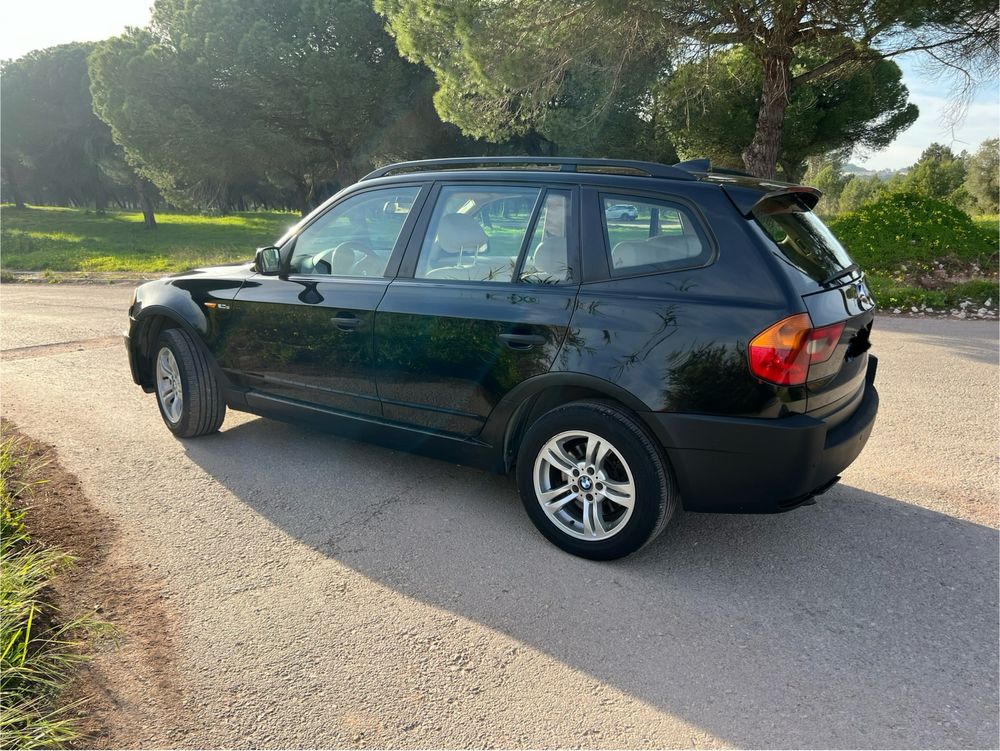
[673,158,753,178]
[361,156,697,182]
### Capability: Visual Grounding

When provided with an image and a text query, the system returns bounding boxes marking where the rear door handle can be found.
[331,313,361,331]
[499,332,546,349]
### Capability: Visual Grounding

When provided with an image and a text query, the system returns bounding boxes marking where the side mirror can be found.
[254,246,281,275]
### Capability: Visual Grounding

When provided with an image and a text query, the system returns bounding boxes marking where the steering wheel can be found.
[333,240,384,276]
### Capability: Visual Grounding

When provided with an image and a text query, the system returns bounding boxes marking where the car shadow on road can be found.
[183,416,999,749]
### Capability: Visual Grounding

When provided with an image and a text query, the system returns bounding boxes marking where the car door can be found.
[222,184,427,416]
[375,182,579,436]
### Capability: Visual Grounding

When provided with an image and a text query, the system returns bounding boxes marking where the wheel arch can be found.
[483,373,653,473]
[130,306,210,390]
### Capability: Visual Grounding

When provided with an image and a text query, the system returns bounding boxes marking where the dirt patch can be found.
[1,271,159,285]
[897,252,999,290]
[2,419,193,748]
[1,337,124,362]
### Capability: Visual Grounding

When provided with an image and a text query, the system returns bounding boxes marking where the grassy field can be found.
[2,205,297,273]
[0,432,92,749]
[2,203,997,310]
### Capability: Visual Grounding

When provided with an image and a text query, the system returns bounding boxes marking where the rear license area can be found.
[802,279,876,418]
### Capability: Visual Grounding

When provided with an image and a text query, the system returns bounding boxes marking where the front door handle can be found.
[331,313,361,331]
[499,332,546,349]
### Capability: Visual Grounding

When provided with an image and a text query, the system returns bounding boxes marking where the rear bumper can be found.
[644,356,879,513]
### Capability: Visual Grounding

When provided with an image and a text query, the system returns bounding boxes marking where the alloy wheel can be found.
[532,430,636,540]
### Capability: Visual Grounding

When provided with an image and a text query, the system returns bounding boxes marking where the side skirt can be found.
[231,391,505,473]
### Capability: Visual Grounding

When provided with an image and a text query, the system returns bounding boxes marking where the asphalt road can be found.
[1,283,997,749]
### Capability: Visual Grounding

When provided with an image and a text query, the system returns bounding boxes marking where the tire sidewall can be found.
[154,330,194,436]
[516,403,672,560]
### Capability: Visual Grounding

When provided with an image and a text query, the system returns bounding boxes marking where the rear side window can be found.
[601,194,710,276]
[414,185,573,284]
[752,196,856,284]
[415,185,540,282]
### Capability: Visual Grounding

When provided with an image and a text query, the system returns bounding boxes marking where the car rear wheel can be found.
[154,327,226,438]
[516,400,677,559]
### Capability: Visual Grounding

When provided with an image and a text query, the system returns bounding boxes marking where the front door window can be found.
[289,187,421,277]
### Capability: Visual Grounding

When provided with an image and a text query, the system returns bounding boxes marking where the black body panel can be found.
[646,357,879,512]
[125,159,880,516]
[224,275,387,417]
[375,280,576,436]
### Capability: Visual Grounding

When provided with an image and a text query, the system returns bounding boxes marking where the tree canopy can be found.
[378,0,997,177]
[89,0,462,212]
[5,0,995,216]
[964,139,999,214]
[1,42,149,215]
[658,44,918,181]
[896,144,968,203]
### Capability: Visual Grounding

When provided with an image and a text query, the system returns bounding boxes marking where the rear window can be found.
[752,197,855,284]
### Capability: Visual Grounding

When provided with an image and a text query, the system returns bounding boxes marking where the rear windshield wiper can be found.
[820,263,859,287]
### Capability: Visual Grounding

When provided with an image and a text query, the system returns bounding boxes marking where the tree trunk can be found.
[293,176,316,217]
[779,159,805,184]
[136,178,156,228]
[742,50,793,179]
[2,156,26,209]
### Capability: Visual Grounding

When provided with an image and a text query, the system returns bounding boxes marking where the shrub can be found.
[828,192,997,272]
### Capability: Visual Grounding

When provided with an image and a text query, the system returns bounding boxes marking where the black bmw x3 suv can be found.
[126,157,878,559]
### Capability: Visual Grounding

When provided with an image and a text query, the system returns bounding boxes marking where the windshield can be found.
[752,199,855,285]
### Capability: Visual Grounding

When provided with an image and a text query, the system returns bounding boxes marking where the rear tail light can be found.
[749,314,845,386]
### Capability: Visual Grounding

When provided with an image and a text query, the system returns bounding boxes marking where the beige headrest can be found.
[435,213,487,253]
[532,237,568,278]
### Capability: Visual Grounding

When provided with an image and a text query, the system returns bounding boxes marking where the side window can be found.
[520,189,572,284]
[415,185,541,282]
[289,186,420,277]
[601,194,709,276]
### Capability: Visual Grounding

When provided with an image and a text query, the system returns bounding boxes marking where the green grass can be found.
[865,275,996,310]
[1,205,298,272]
[3,201,997,312]
[971,214,999,241]
[0,433,94,749]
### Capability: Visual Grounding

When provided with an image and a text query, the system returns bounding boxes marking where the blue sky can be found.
[851,55,999,169]
[2,0,997,170]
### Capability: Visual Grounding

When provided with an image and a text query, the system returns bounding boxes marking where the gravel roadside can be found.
[1,285,996,749]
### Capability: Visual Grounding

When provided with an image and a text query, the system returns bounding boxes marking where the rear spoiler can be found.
[722,184,821,216]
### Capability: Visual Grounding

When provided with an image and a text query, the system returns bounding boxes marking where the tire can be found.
[515,400,677,560]
[152,327,226,438]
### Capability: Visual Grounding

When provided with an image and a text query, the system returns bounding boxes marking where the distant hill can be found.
[843,163,906,179]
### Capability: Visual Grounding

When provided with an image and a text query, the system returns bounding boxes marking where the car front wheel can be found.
[516,400,677,559]
[153,327,226,438]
